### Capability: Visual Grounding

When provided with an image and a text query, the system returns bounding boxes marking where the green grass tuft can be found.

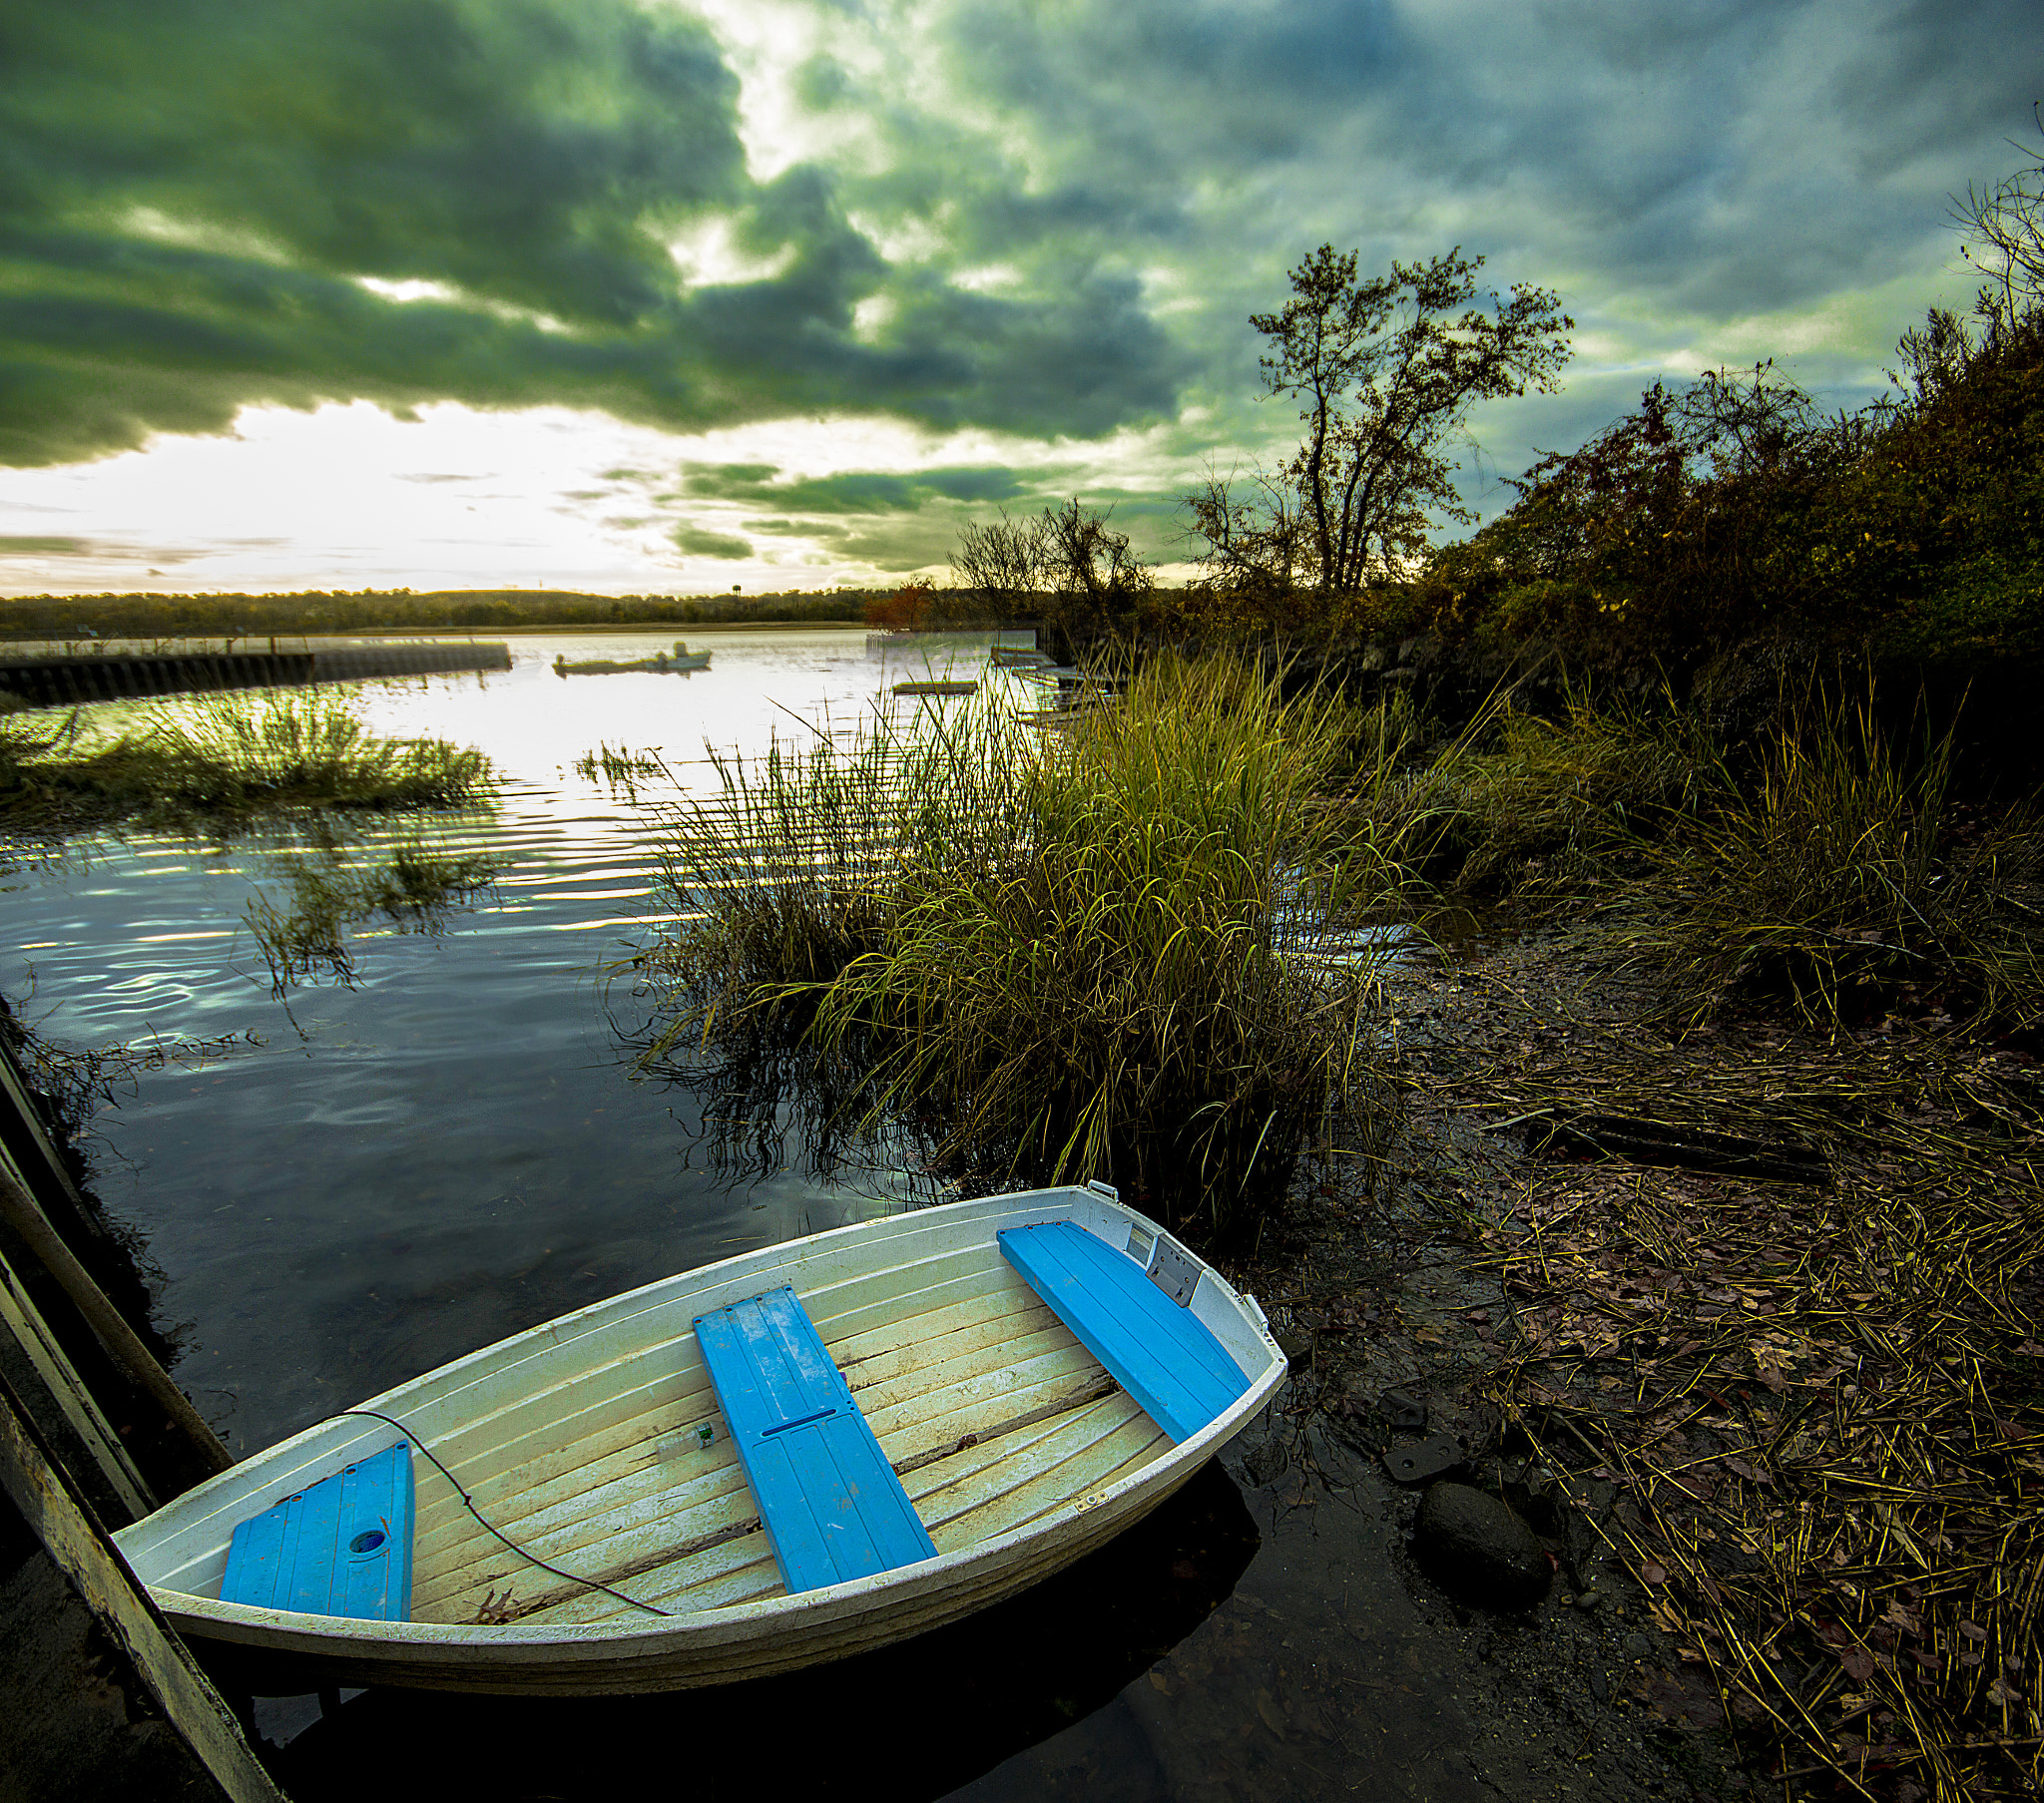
[1,688,492,837]
[641,652,1403,1237]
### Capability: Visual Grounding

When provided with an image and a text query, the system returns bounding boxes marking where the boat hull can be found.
[115,1186,1283,1694]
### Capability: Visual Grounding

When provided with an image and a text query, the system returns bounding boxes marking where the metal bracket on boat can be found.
[1243,1292,1271,1331]
[1085,1179,1120,1203]
[1147,1237,1201,1308]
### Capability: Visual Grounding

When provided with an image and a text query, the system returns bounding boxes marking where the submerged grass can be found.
[1,688,492,838]
[243,839,504,996]
[639,652,1403,1236]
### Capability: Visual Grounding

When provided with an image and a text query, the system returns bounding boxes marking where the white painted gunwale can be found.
[113,1185,1284,1693]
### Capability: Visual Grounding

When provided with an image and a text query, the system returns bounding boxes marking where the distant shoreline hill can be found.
[0,587,881,641]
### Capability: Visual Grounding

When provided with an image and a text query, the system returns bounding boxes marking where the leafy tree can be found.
[1190,246,1572,598]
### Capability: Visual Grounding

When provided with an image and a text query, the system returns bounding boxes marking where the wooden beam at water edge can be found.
[0,1369,290,1803]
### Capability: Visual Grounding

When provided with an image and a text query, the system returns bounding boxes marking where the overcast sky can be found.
[0,0,2035,597]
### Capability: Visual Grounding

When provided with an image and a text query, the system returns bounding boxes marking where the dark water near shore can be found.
[4,630,1598,1802]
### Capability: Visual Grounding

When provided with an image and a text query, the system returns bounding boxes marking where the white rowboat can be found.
[113,1184,1284,1695]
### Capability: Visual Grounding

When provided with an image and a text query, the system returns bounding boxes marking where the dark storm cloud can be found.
[923,0,2039,324]
[672,525,752,559]
[749,518,848,538]
[660,458,1183,572]
[679,462,1043,514]
[0,0,1189,467]
[6,0,2037,587]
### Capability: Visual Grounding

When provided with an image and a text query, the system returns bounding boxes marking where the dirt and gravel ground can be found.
[1212,923,2044,1803]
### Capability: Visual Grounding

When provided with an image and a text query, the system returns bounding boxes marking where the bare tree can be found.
[1182,464,1307,601]
[1952,107,2044,336]
[954,499,1150,650]
[952,508,1050,620]
[1191,245,1573,597]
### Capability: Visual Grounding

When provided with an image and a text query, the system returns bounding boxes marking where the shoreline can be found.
[0,620,880,648]
[1222,921,2043,1802]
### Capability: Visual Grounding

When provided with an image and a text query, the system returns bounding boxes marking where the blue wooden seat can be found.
[998,1221,1251,1443]
[221,1440,414,1620]
[694,1286,937,1593]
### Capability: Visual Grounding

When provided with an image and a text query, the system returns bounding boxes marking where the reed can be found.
[129,690,491,816]
[822,654,1396,1234]
[645,688,1036,1049]
[2,689,492,834]
[575,742,667,794]
[1356,682,1712,897]
[638,653,1402,1234]
[1610,686,2041,1029]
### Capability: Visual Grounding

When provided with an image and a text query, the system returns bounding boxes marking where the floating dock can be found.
[0,641,511,707]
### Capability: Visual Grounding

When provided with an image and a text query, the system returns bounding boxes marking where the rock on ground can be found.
[1414,1481,1551,1611]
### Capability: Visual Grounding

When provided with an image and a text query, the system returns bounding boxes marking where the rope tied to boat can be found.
[333,1408,673,1619]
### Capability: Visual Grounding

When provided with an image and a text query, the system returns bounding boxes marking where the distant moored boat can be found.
[553,642,711,676]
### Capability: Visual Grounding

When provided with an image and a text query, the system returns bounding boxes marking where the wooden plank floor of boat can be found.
[405,1271,1168,1629]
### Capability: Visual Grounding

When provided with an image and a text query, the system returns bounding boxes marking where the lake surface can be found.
[5,627,1024,1453]
[3,629,1544,1801]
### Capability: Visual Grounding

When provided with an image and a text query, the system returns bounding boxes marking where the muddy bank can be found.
[1217,923,2042,1802]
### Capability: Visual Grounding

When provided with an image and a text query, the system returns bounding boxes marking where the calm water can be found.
[5,630,1515,1801]
[5,628,1018,1451]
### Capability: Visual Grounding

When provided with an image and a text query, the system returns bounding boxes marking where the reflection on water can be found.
[1,628,1023,1453]
[6,629,1537,1799]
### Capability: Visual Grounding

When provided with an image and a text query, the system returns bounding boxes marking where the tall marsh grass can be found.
[1612,687,2042,1027]
[642,655,1400,1235]
[1374,675,2042,1030]
[2,689,491,834]
[644,692,1030,1059]
[1358,684,1712,895]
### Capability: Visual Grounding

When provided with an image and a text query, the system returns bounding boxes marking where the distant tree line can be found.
[0,587,867,640]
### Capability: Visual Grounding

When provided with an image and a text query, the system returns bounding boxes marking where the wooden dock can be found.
[0,641,511,707]
[0,1026,291,1800]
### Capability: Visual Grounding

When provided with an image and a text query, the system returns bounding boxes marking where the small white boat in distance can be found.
[114,1184,1284,1695]
[552,641,711,676]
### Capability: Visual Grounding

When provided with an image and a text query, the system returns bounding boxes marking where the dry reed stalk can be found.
[1449,989,2043,1801]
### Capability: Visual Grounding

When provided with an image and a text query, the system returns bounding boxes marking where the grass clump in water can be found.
[644,652,1400,1238]
[1,688,492,836]
[643,691,1030,1062]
